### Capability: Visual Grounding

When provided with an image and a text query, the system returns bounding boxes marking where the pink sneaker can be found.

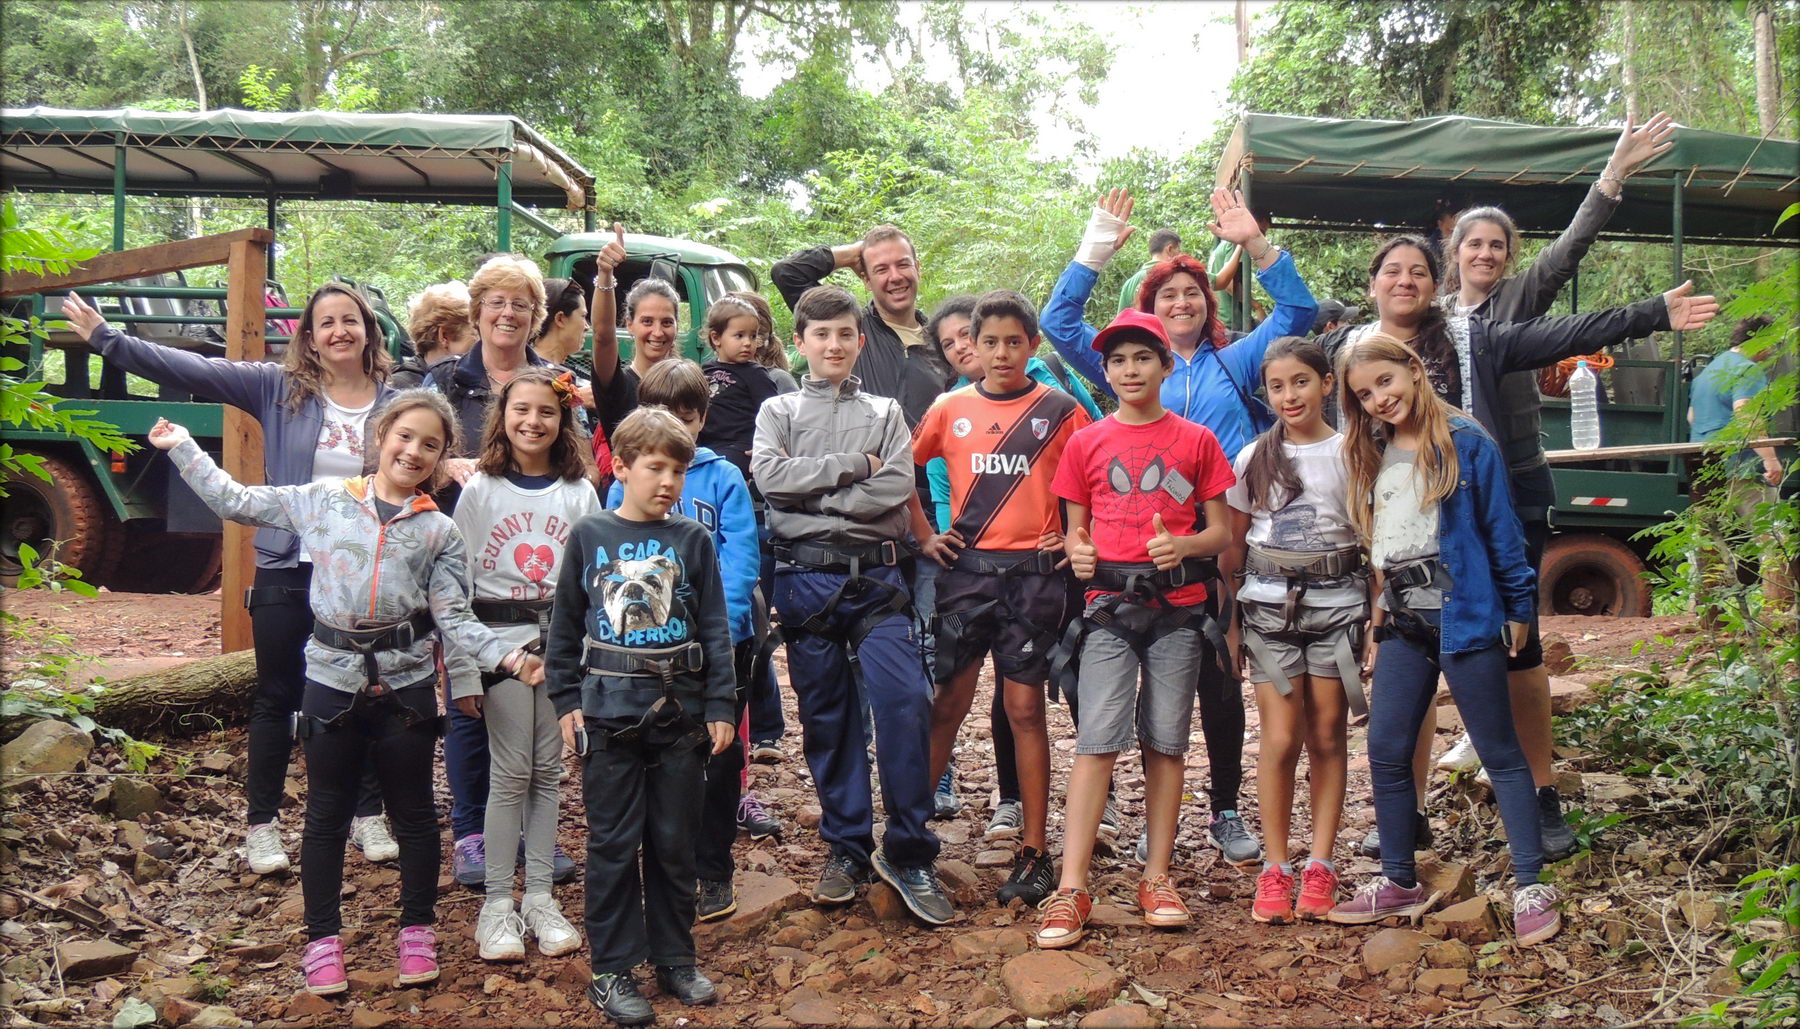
[302,936,347,996]
[396,925,439,985]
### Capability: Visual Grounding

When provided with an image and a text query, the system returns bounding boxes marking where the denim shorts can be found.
[1073,598,1201,756]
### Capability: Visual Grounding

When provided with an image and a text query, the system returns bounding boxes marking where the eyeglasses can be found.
[480,298,534,314]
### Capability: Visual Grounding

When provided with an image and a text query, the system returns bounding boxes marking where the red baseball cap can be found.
[1091,308,1171,357]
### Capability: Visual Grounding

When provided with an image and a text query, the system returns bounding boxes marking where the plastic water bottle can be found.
[1569,360,1601,450]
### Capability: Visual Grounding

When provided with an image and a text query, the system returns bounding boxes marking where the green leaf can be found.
[1775,202,1800,232]
[112,998,156,1029]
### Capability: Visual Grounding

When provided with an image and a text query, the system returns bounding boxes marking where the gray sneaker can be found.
[1208,810,1262,866]
[1538,787,1575,861]
[812,854,868,905]
[984,800,1023,842]
[1358,810,1434,860]
[1096,796,1122,851]
[870,848,953,926]
[1134,831,1149,866]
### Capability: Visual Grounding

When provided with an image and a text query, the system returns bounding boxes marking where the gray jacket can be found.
[168,437,512,693]
[89,325,394,568]
[1457,184,1622,476]
[751,375,915,547]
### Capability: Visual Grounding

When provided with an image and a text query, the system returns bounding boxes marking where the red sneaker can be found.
[1035,888,1092,949]
[1295,862,1339,921]
[1136,874,1191,928]
[1252,865,1297,924]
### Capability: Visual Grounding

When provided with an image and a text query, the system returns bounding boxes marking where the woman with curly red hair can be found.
[1042,187,1316,464]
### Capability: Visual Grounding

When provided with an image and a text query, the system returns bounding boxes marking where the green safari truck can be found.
[1,106,754,590]
[1217,112,1799,615]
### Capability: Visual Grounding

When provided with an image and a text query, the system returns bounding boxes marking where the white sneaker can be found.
[521,894,582,957]
[475,899,527,962]
[350,815,399,863]
[1437,733,1483,773]
[244,821,290,875]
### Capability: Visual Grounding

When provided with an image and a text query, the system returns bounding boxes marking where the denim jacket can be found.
[1425,418,1538,654]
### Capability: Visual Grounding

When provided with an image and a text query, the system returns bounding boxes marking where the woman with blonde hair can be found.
[392,282,474,388]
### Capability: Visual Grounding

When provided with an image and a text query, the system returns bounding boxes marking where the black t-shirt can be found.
[697,359,779,484]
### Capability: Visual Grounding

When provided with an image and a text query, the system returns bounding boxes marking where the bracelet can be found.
[594,283,616,292]
[1251,238,1276,262]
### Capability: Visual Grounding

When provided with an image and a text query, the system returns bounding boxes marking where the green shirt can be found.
[1208,239,1241,328]
[1118,261,1153,314]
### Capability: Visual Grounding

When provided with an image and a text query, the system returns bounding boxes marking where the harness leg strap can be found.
[1240,626,1297,698]
[1331,631,1368,719]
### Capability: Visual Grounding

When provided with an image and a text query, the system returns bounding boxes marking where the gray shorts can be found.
[1074,598,1202,757]
[1239,599,1368,683]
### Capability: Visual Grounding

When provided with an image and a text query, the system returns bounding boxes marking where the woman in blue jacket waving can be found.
[1040,187,1317,463]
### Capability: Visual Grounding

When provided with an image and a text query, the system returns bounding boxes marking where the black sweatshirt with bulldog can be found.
[545,510,736,727]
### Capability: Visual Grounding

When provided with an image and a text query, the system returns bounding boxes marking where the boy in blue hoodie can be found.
[605,359,774,922]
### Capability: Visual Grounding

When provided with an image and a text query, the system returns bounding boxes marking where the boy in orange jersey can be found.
[911,289,1091,906]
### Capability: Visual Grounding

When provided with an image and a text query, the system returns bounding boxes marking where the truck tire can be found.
[2,451,118,586]
[1539,533,1652,618]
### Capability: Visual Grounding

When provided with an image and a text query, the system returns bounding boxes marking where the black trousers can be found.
[299,682,440,940]
[1193,590,1244,814]
[247,564,382,825]
[696,643,755,883]
[583,718,708,975]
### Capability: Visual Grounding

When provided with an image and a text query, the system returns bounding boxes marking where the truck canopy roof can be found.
[1216,113,1800,247]
[0,106,594,210]
[543,231,749,268]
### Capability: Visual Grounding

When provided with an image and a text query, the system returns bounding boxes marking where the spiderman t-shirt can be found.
[1050,412,1236,606]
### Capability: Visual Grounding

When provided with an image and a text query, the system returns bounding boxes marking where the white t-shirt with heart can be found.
[452,471,603,649]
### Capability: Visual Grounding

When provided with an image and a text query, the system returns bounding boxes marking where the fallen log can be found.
[90,651,258,737]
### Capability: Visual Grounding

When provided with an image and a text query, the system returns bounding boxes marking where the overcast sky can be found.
[741,1,1277,175]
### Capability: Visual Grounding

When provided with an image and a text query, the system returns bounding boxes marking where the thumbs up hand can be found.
[1147,512,1181,570]
[1068,525,1098,581]
[596,222,627,283]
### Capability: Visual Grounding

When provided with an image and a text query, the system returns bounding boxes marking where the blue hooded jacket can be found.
[606,446,758,645]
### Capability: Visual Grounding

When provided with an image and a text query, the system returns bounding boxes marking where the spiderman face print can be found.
[1092,441,1195,558]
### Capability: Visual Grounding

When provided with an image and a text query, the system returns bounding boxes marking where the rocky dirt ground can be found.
[0,590,1759,1028]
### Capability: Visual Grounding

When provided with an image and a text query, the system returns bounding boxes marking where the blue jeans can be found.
[774,563,940,868]
[443,702,488,840]
[1369,609,1543,887]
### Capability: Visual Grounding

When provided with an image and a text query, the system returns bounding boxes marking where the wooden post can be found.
[221,237,268,654]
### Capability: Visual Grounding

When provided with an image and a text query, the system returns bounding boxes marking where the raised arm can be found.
[1042,189,1139,396]
[589,223,627,390]
[157,424,304,534]
[1487,282,1715,376]
[63,293,279,413]
[771,243,861,313]
[1491,113,1675,319]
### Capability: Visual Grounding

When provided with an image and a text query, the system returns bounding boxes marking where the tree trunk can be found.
[90,651,258,738]
[1752,1,1781,137]
[1235,0,1249,65]
[1620,2,1640,129]
[177,2,207,239]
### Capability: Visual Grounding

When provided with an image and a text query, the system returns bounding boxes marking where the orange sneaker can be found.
[1035,888,1092,949]
[1295,861,1339,921]
[1251,864,1296,924]
[1136,874,1191,927]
